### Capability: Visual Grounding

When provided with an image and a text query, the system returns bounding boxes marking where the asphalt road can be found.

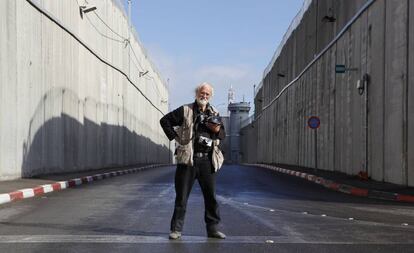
[0,165,413,253]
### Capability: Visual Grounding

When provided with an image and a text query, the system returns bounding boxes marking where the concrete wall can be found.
[0,0,170,180]
[241,0,414,186]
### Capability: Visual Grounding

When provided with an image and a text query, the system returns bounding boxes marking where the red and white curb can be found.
[0,164,168,205]
[246,164,414,203]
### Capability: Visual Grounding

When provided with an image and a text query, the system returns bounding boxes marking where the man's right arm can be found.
[159,106,184,141]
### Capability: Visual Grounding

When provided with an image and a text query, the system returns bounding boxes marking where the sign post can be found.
[308,116,320,171]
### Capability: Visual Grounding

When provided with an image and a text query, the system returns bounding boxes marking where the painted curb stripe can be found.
[68,180,76,187]
[74,178,82,186]
[396,194,414,203]
[60,182,68,189]
[20,189,35,198]
[328,182,341,191]
[315,177,323,184]
[350,187,369,197]
[247,163,414,203]
[0,194,11,204]
[0,164,167,206]
[33,186,45,196]
[9,191,24,201]
[42,185,54,193]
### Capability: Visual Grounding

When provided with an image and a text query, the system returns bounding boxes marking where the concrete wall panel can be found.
[366,0,385,181]
[0,0,170,180]
[408,0,414,186]
[327,46,336,171]
[359,11,369,176]
[349,17,363,175]
[0,1,18,179]
[305,1,317,65]
[295,20,306,75]
[239,0,411,186]
[316,0,335,53]
[383,0,408,185]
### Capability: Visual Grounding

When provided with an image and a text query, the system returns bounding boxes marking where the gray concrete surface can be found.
[242,0,414,186]
[0,0,170,180]
[0,165,413,252]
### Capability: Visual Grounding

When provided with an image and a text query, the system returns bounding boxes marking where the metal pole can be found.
[314,129,318,172]
[365,75,369,176]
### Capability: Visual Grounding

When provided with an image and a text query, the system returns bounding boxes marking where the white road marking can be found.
[216,195,306,241]
[216,195,414,230]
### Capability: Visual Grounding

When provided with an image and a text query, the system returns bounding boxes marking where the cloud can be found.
[195,65,250,81]
[144,44,257,116]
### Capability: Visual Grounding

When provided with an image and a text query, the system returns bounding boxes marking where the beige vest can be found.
[175,103,224,171]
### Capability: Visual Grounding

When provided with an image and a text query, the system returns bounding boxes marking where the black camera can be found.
[197,114,222,126]
[198,136,213,147]
[207,115,222,125]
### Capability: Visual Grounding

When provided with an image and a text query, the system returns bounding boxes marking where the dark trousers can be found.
[170,156,220,232]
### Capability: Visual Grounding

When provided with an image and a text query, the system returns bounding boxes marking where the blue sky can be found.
[127,0,304,115]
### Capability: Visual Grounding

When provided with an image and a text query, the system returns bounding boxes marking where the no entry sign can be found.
[308,116,320,129]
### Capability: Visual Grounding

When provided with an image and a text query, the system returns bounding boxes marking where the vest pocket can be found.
[176,145,191,164]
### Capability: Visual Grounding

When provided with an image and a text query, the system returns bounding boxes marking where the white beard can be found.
[196,98,208,106]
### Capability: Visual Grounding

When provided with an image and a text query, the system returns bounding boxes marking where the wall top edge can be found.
[256,0,312,94]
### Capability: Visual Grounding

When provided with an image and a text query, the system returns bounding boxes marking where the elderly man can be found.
[160,82,226,240]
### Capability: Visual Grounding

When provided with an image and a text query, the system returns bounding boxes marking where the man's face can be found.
[196,86,212,106]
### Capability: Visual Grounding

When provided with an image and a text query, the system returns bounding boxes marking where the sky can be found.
[126,0,304,115]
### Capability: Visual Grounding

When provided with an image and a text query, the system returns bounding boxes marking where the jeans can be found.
[170,156,220,232]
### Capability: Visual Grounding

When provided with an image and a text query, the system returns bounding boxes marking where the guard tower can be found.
[228,101,250,163]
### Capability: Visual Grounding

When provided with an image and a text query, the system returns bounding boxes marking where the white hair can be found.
[195,82,214,97]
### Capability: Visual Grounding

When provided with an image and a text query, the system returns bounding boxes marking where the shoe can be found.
[169,231,182,240]
[207,231,226,239]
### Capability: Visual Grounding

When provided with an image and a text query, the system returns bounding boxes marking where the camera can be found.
[198,136,213,147]
[197,114,222,126]
[207,115,222,125]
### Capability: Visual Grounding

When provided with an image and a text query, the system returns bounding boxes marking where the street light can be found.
[79,5,97,19]
[139,70,149,77]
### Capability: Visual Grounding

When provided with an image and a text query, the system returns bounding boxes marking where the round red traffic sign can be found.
[308,116,320,129]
